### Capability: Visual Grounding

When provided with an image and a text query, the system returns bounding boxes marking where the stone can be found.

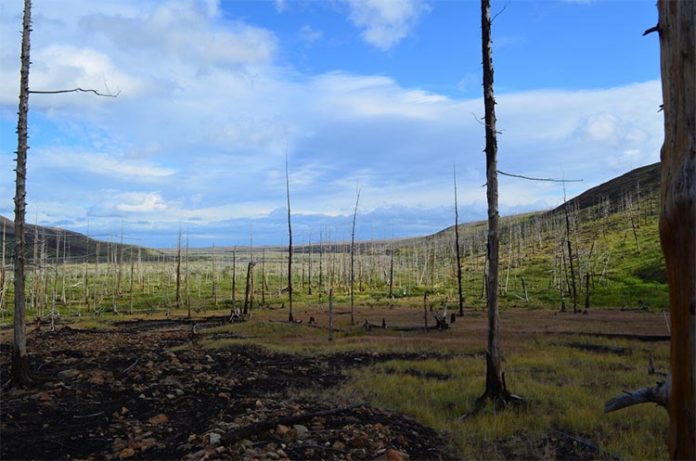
[293,424,309,439]
[332,441,346,451]
[275,424,290,436]
[386,448,409,461]
[118,448,135,459]
[147,414,169,425]
[57,369,80,380]
[208,432,222,446]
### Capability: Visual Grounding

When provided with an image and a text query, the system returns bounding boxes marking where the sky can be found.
[0,0,662,248]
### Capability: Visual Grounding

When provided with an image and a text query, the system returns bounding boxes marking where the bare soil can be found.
[1,317,452,460]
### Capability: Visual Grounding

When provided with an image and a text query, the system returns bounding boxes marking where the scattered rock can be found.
[207,432,221,446]
[118,447,135,459]
[57,369,80,380]
[293,424,309,439]
[147,414,169,425]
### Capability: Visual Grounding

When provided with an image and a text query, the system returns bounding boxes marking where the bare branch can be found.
[643,24,659,36]
[29,87,120,97]
[497,170,583,183]
[491,2,510,23]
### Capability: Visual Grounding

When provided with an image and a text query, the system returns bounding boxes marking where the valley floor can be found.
[0,306,671,460]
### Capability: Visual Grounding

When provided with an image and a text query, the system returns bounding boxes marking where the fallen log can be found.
[221,404,360,445]
[604,374,670,413]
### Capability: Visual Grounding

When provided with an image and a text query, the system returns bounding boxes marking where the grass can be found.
[162,305,671,460]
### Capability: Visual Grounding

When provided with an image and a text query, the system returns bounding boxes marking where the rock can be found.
[118,448,135,459]
[276,449,287,458]
[386,449,409,461]
[275,424,290,436]
[266,452,280,460]
[147,414,169,425]
[207,432,222,446]
[332,441,346,451]
[57,369,80,380]
[293,424,309,439]
[112,438,128,451]
[241,439,254,448]
[348,435,368,449]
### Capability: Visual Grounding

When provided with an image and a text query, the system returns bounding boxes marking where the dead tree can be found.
[350,188,361,325]
[285,154,294,322]
[658,3,696,455]
[175,230,182,309]
[476,0,521,406]
[453,166,465,316]
[11,0,33,384]
[243,261,256,316]
[604,3,696,458]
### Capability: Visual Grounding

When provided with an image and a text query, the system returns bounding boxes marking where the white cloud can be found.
[116,192,168,213]
[0,0,664,246]
[37,150,175,180]
[343,0,429,50]
[299,25,323,47]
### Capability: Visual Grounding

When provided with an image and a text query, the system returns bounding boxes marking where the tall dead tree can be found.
[606,3,696,459]
[477,0,520,406]
[285,154,294,322]
[350,188,361,325]
[175,230,182,309]
[454,167,465,316]
[11,0,32,384]
[658,3,696,456]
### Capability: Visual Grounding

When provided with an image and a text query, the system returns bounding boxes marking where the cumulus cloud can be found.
[343,0,430,50]
[0,0,664,246]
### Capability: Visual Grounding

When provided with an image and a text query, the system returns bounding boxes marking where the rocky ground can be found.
[1,318,453,460]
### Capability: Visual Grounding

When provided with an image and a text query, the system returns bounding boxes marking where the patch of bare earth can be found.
[0,319,452,460]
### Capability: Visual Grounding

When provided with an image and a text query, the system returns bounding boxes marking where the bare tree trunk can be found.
[328,287,334,342]
[350,188,361,325]
[175,230,181,309]
[388,245,394,302]
[231,246,237,307]
[12,0,32,385]
[243,261,255,316]
[308,236,313,295]
[480,0,516,404]
[129,247,134,314]
[564,197,578,313]
[657,2,696,457]
[185,234,190,317]
[453,168,465,316]
[0,220,6,311]
[285,155,294,322]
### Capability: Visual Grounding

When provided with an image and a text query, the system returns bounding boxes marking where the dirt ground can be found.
[1,314,452,461]
[0,306,670,460]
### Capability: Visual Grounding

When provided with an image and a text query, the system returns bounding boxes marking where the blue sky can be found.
[0,0,662,247]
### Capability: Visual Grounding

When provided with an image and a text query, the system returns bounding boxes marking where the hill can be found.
[552,161,660,213]
[0,216,157,262]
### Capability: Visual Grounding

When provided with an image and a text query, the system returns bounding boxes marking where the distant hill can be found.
[0,216,156,262]
[552,162,660,213]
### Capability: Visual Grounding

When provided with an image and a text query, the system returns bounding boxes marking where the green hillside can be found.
[402,161,667,311]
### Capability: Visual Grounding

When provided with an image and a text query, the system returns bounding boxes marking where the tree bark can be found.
[454,168,465,316]
[12,0,32,385]
[657,1,696,458]
[175,230,181,309]
[350,188,361,325]
[481,0,510,402]
[285,155,293,322]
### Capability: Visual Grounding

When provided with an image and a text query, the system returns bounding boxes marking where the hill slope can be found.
[0,216,156,262]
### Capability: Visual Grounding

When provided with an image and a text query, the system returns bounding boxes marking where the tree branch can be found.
[643,25,659,36]
[29,87,120,97]
[497,170,583,183]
